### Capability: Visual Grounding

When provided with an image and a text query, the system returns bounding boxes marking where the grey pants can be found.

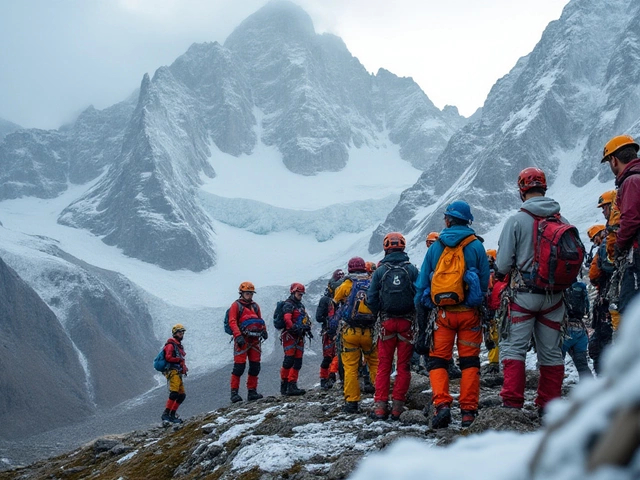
[500,291,564,366]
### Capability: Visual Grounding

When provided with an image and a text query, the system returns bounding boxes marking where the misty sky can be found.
[0,0,569,129]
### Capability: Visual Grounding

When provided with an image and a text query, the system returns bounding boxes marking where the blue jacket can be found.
[414,225,490,306]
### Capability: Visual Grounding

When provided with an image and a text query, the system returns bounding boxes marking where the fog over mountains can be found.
[0,0,637,447]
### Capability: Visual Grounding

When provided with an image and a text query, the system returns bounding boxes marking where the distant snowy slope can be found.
[0,117,21,141]
[371,0,640,253]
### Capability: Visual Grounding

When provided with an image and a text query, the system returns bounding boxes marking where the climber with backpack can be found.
[316,270,344,390]
[496,167,584,414]
[277,283,311,396]
[366,232,419,420]
[333,256,379,413]
[562,281,592,381]
[159,324,188,425]
[227,282,267,403]
[415,200,490,429]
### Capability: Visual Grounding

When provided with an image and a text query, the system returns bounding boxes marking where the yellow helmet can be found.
[597,190,616,208]
[172,324,186,335]
[587,224,605,241]
[601,134,639,163]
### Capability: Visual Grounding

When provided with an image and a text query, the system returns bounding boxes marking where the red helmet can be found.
[365,261,377,274]
[517,167,547,194]
[290,283,305,294]
[332,269,345,281]
[347,256,366,273]
[383,232,406,252]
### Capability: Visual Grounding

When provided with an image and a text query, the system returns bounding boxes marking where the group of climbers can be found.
[155,134,640,428]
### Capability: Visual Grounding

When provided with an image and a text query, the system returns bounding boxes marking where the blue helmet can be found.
[444,200,474,223]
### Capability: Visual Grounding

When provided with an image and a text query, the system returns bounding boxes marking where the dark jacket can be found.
[316,293,334,325]
[615,158,640,251]
[367,251,419,314]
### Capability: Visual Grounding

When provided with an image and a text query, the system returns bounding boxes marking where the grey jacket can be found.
[496,196,566,277]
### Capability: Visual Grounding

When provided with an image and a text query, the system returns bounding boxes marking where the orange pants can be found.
[428,307,482,411]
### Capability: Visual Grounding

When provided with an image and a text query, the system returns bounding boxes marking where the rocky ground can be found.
[1,366,561,480]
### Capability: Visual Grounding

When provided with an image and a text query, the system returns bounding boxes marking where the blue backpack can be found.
[340,276,376,327]
[224,301,261,335]
[153,346,169,372]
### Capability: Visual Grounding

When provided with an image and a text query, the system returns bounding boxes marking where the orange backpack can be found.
[430,235,476,306]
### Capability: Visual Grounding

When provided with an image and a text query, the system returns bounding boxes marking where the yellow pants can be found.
[488,321,500,364]
[165,369,185,394]
[341,327,378,402]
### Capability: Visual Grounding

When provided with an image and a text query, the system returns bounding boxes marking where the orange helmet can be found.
[486,249,497,261]
[290,283,305,294]
[365,261,377,274]
[239,281,256,293]
[597,190,616,208]
[383,232,406,252]
[426,232,439,246]
[517,167,547,194]
[601,134,639,163]
[587,224,606,241]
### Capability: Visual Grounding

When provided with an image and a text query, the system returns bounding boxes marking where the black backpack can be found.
[564,282,589,320]
[379,262,416,315]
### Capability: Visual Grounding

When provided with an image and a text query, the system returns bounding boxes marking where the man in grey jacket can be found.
[495,167,566,413]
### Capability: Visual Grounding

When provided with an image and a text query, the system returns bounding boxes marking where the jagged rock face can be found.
[59,73,217,271]
[0,99,135,201]
[0,255,92,439]
[0,118,21,141]
[225,0,466,174]
[371,0,640,253]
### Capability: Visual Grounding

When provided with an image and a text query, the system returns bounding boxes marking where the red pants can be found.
[374,318,413,403]
[281,331,304,382]
[230,336,261,390]
[429,308,481,411]
[320,333,337,379]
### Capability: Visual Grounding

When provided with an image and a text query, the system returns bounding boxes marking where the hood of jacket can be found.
[520,196,561,217]
[438,225,477,248]
[616,158,640,187]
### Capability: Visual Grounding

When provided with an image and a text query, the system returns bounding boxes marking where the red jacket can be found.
[164,337,187,374]
[615,158,640,251]
[283,296,306,331]
[228,299,262,338]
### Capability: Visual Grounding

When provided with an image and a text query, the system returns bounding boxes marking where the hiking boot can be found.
[286,382,306,396]
[369,401,389,420]
[329,372,337,382]
[390,400,405,421]
[280,380,289,395]
[320,378,333,390]
[161,412,172,424]
[461,409,477,428]
[247,389,263,401]
[230,389,243,403]
[169,412,183,424]
[432,404,452,429]
[448,360,462,380]
[342,401,359,414]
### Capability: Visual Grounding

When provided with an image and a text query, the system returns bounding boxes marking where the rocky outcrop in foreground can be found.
[3,370,546,479]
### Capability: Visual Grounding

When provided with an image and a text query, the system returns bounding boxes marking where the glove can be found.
[484,337,496,351]
[235,335,246,348]
[261,330,269,340]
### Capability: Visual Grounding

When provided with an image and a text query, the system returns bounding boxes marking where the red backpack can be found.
[521,209,585,292]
